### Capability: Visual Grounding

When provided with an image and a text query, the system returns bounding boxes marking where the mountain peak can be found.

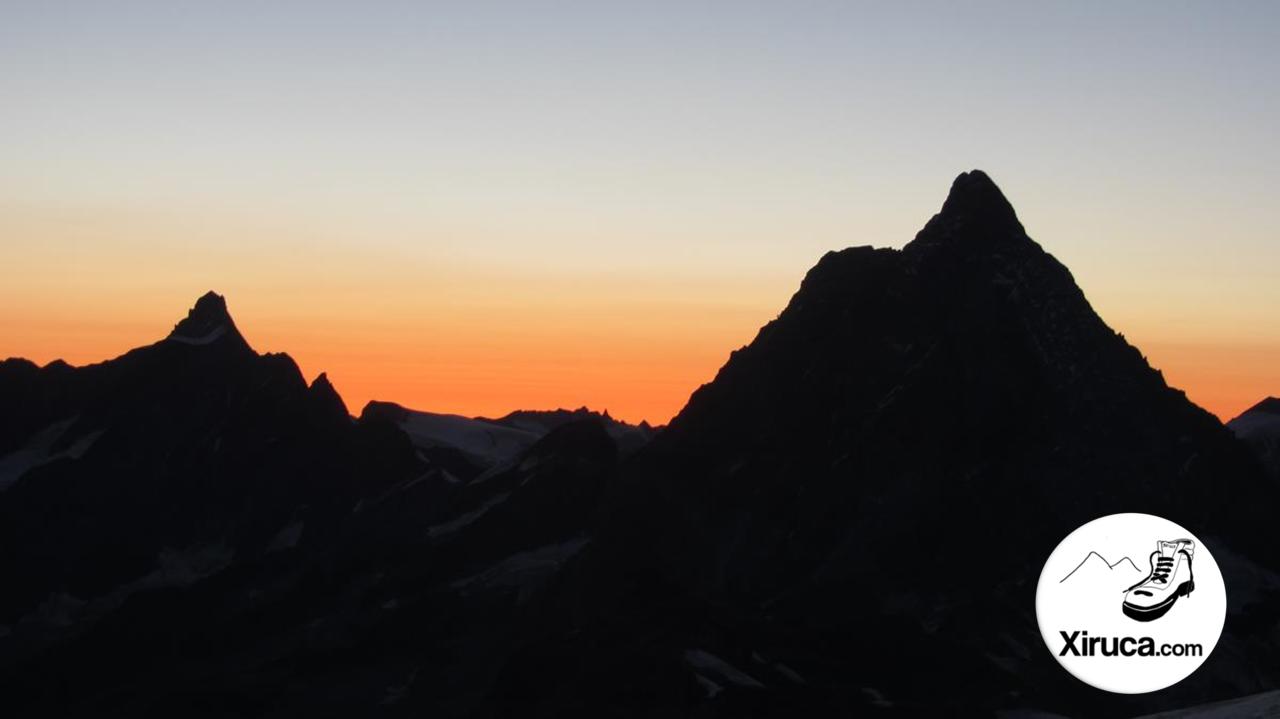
[308,372,351,420]
[195,289,226,308]
[167,291,248,349]
[943,168,1003,204]
[942,168,1021,225]
[1245,397,1280,416]
[907,170,1025,253]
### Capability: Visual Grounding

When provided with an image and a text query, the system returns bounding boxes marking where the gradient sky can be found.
[2,1,1278,424]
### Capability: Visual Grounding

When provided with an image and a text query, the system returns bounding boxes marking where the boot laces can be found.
[1150,556,1174,584]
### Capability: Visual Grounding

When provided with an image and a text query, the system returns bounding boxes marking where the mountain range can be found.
[1,171,1277,718]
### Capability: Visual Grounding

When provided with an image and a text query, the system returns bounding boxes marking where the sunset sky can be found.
[2,2,1277,424]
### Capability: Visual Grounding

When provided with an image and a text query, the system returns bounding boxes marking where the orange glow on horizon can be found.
[1135,340,1280,424]
[0,291,775,426]
[1,204,1275,427]
[3,293,1274,427]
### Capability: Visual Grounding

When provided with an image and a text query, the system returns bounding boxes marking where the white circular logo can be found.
[1035,513,1226,694]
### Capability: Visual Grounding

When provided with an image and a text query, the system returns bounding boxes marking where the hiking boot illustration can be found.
[1122,539,1195,622]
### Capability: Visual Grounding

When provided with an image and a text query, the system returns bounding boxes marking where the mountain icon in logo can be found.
[1122,539,1196,623]
[1056,541,1198,623]
[1058,551,1143,584]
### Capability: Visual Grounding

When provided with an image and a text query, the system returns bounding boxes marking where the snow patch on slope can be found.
[398,411,539,465]
[427,492,512,537]
[450,536,590,600]
[1130,689,1280,718]
[683,649,765,689]
[266,521,305,552]
[0,419,104,491]
[4,543,234,649]
[168,324,229,346]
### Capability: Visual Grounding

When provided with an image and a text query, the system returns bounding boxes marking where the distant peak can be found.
[194,290,228,314]
[1245,397,1280,416]
[359,400,409,424]
[167,291,248,348]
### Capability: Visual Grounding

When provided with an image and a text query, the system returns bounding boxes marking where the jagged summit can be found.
[940,169,1013,217]
[309,372,351,419]
[167,290,249,349]
[907,169,1027,252]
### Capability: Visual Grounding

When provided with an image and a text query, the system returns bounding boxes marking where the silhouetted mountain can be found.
[1229,397,1280,482]
[490,171,1280,717]
[0,292,421,644]
[485,407,655,454]
[0,295,629,716]
[165,290,252,352]
[2,175,1278,718]
[360,401,654,473]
